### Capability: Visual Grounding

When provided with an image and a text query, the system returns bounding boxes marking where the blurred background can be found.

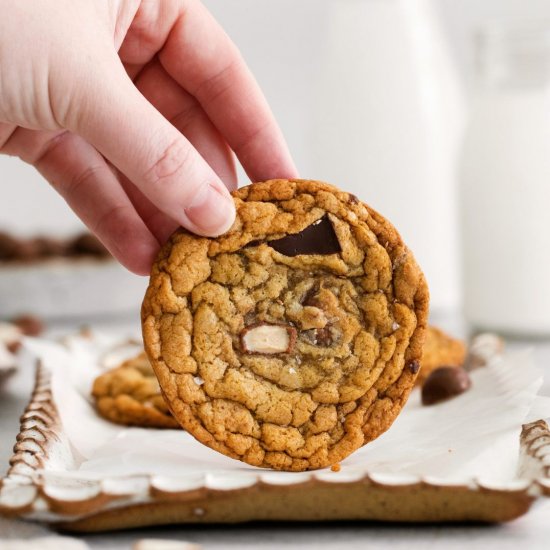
[1,0,549,328]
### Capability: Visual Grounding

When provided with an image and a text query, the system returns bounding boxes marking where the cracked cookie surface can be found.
[92,351,180,429]
[142,179,429,471]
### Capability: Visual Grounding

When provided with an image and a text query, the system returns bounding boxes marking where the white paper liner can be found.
[22,333,550,485]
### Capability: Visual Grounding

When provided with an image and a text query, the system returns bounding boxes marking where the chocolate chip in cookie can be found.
[269,215,342,256]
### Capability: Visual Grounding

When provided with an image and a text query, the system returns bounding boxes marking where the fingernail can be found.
[185,181,235,236]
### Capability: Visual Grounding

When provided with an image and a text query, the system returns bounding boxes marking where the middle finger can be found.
[135,59,237,190]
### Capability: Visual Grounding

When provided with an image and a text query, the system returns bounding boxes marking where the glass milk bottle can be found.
[460,21,550,336]
[311,0,464,312]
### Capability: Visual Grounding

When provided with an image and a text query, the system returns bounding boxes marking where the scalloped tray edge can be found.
[1,361,550,531]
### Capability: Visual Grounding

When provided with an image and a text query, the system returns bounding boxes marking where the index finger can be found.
[158,0,298,182]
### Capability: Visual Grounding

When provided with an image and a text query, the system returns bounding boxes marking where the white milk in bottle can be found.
[460,21,550,336]
[311,0,464,311]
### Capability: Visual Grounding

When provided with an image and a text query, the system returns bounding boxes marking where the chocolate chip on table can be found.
[12,315,44,337]
[269,215,342,256]
[421,366,472,406]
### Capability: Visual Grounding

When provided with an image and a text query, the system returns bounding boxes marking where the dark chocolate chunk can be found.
[421,366,472,406]
[302,326,334,347]
[408,360,420,374]
[315,326,334,346]
[301,283,321,307]
[244,239,263,249]
[268,215,341,257]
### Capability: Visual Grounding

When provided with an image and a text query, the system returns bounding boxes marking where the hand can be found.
[0,0,297,274]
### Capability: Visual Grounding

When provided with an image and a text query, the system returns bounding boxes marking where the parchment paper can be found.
[23,333,550,484]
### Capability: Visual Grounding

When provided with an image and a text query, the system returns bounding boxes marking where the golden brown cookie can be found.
[142,179,429,471]
[417,326,466,385]
[92,352,180,429]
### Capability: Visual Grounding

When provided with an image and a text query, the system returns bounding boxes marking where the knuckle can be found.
[54,163,105,197]
[169,102,203,133]
[91,204,133,242]
[12,129,69,166]
[0,125,18,154]
[193,60,239,106]
[233,120,272,158]
[143,137,197,196]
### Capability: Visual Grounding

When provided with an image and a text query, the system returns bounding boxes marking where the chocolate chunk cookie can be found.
[92,352,180,429]
[417,326,466,385]
[142,179,429,471]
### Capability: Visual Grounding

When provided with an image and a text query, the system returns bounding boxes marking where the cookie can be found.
[142,179,429,471]
[92,352,180,429]
[417,326,466,385]
[0,230,110,263]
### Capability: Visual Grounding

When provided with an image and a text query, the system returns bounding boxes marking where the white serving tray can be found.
[1,332,550,532]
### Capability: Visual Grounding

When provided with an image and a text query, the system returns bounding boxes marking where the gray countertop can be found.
[2,314,550,549]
